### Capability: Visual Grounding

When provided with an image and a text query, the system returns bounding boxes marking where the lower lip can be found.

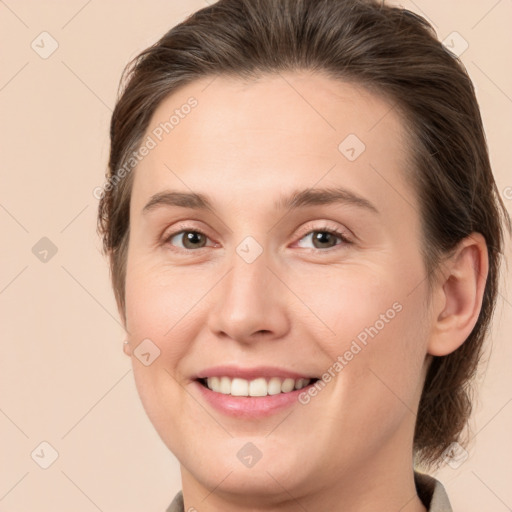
[192,380,316,418]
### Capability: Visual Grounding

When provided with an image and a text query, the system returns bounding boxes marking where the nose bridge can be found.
[224,245,272,316]
[207,240,288,341]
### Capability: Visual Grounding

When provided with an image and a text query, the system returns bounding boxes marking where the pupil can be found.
[315,231,333,248]
[185,232,204,248]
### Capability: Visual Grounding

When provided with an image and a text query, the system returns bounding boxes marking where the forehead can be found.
[131,71,415,220]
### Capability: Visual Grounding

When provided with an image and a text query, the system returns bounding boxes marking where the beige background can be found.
[0,1,510,510]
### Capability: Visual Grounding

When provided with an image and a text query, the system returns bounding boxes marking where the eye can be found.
[165,229,214,250]
[163,224,351,252]
[295,226,351,251]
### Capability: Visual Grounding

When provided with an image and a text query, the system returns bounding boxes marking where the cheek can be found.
[124,263,195,449]
[317,292,428,460]
[123,261,188,403]
[125,277,174,342]
[338,283,429,430]
[291,261,422,350]
[124,258,203,346]
[297,258,429,407]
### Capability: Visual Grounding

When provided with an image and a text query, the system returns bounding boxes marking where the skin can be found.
[121,71,488,511]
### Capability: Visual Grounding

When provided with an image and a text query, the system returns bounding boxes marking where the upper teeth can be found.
[205,377,312,396]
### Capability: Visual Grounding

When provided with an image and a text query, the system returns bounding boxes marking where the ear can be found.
[427,232,489,356]
[120,308,132,357]
[115,298,131,357]
[115,307,132,357]
[123,339,132,357]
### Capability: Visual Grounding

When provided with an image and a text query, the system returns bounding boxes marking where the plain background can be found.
[0,1,510,510]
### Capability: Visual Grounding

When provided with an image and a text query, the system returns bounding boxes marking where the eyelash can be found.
[296,225,352,252]
[162,223,352,254]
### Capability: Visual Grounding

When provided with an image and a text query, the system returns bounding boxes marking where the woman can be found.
[97,0,510,510]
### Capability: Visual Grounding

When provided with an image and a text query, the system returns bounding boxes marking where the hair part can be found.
[97,0,511,469]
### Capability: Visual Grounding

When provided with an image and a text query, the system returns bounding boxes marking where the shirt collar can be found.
[414,471,453,511]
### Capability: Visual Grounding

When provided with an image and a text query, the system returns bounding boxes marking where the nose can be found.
[206,248,290,345]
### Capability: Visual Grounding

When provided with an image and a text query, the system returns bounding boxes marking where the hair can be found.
[97,0,510,469]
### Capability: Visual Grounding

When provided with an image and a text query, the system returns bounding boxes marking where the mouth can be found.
[191,366,321,417]
[196,376,320,397]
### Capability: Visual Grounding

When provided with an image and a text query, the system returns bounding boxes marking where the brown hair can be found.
[97,0,510,469]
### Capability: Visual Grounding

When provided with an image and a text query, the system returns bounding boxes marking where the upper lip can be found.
[194,365,318,381]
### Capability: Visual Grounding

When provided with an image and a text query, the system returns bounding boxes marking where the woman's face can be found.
[124,72,433,502]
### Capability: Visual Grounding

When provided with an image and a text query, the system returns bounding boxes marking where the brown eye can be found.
[297,228,350,251]
[311,231,339,249]
[167,230,209,250]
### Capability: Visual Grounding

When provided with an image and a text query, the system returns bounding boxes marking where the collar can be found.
[414,471,453,511]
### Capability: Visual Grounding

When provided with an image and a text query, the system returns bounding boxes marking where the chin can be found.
[182,439,315,496]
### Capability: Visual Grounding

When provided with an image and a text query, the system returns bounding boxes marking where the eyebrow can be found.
[142,187,379,215]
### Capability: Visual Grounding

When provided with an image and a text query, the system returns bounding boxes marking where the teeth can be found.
[249,378,267,397]
[267,377,282,395]
[204,376,312,396]
[231,378,249,396]
[281,378,295,393]
[219,376,231,394]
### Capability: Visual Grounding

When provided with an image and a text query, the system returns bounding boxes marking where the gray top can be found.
[166,471,452,511]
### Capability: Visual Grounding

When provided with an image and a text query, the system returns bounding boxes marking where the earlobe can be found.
[427,233,489,357]
[123,339,132,356]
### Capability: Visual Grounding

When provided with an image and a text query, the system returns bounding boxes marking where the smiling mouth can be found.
[196,376,320,397]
